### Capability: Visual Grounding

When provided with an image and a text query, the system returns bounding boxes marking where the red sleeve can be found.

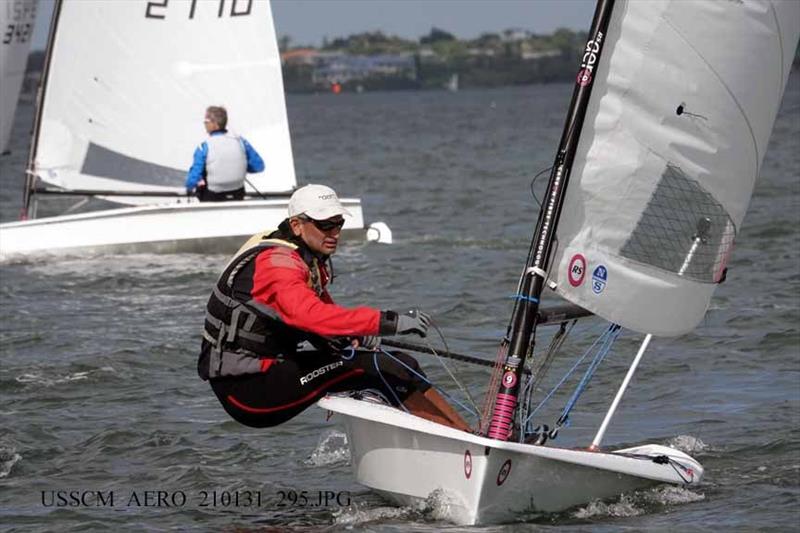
[251,247,380,337]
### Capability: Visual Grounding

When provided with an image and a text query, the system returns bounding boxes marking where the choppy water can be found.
[1,75,798,531]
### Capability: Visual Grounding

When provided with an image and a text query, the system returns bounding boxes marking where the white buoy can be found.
[366,222,392,244]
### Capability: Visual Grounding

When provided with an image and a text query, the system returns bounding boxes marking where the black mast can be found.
[21,0,63,220]
[486,0,616,441]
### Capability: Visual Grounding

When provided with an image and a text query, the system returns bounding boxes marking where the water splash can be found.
[304,429,350,466]
[333,488,469,526]
[418,488,463,523]
[0,447,22,478]
[332,501,416,525]
[573,494,644,519]
[331,488,463,525]
[668,435,708,453]
[648,485,705,505]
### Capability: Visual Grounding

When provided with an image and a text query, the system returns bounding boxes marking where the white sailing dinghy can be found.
[319,0,800,525]
[0,0,390,258]
[0,0,38,154]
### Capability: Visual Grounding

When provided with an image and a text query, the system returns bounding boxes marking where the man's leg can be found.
[228,187,245,201]
[210,352,366,427]
[352,349,472,432]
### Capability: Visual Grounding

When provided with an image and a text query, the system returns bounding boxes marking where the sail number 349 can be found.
[2,23,32,44]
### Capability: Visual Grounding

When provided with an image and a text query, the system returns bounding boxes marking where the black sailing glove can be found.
[379,309,431,337]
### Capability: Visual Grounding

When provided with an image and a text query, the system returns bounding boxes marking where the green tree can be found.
[420,27,456,44]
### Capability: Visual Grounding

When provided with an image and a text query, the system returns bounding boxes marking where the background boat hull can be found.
[0,198,370,257]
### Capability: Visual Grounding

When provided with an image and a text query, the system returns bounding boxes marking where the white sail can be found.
[549,0,800,336]
[0,0,37,153]
[34,0,295,198]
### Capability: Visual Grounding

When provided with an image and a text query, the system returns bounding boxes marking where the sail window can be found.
[81,142,185,186]
[619,164,735,283]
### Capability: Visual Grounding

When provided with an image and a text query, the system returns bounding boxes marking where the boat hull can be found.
[0,198,389,257]
[318,396,703,525]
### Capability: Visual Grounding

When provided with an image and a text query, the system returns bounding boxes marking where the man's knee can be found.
[387,350,423,374]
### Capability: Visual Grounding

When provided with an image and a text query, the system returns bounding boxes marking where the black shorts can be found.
[209,349,429,428]
[196,186,245,202]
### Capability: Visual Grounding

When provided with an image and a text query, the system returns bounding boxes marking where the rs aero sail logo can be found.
[577,31,604,87]
[568,254,587,287]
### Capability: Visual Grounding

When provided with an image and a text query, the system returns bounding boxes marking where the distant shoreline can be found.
[22,26,800,96]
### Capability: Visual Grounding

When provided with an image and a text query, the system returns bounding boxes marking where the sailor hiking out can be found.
[198,184,469,430]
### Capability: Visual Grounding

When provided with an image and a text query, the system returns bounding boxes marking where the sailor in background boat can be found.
[185,106,265,202]
[198,184,469,430]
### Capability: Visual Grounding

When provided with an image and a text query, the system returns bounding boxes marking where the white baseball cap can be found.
[288,184,352,220]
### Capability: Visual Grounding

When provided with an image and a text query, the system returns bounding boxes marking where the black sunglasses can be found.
[300,216,345,232]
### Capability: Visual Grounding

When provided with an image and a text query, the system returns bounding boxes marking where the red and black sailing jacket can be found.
[198,227,381,380]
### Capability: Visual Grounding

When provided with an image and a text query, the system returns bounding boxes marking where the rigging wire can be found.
[523,323,620,431]
[504,164,556,334]
[529,165,553,209]
[530,320,572,389]
[424,320,480,416]
[518,320,574,440]
[518,320,578,440]
[478,340,509,435]
[553,324,621,429]
[375,347,479,418]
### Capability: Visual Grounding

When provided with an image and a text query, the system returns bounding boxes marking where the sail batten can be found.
[31,0,295,204]
[549,0,800,336]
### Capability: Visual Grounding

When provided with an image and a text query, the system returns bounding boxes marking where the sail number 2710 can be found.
[145,0,254,20]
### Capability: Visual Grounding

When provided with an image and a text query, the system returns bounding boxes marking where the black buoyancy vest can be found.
[197,230,327,380]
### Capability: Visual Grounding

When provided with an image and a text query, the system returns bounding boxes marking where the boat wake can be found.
[331,490,460,528]
[332,482,707,527]
[14,366,117,387]
[573,493,644,519]
[332,502,417,526]
[573,485,705,520]
[304,429,350,466]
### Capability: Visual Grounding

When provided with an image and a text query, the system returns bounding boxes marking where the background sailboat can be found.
[446,72,459,92]
[0,0,390,257]
[0,0,38,154]
[320,0,800,525]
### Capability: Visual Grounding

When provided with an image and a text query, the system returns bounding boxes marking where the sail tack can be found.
[34,0,295,197]
[0,0,38,153]
[549,0,800,336]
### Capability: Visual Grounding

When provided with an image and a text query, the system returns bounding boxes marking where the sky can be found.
[31,0,595,50]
